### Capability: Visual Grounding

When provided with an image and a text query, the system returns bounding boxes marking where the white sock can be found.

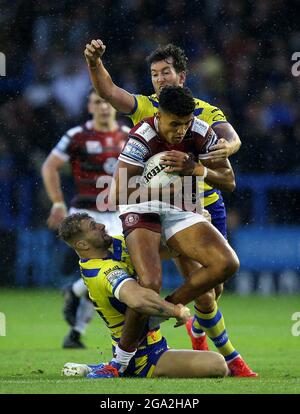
[112,344,136,372]
[72,278,88,297]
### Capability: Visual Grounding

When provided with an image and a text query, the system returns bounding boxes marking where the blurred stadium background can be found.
[0,0,300,295]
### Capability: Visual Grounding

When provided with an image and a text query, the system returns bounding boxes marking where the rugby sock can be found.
[193,302,239,362]
[72,278,88,297]
[111,344,136,373]
[191,311,206,338]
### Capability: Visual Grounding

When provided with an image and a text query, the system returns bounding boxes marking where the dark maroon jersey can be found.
[119,116,218,168]
[52,120,128,209]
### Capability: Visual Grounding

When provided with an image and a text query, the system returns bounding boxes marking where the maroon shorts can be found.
[120,212,162,237]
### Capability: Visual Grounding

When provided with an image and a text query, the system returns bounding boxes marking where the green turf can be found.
[0,289,299,394]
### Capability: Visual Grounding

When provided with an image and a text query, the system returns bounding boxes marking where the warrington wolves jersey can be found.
[79,235,162,348]
[127,94,227,206]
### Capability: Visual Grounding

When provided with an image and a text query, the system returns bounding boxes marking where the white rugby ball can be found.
[142,152,181,188]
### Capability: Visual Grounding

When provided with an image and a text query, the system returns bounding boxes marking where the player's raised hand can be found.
[174,304,191,328]
[208,138,231,161]
[47,204,67,230]
[84,39,106,66]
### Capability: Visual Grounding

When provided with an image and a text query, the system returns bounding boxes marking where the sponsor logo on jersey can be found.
[122,138,149,162]
[135,122,157,142]
[104,265,119,275]
[86,140,103,154]
[212,113,226,122]
[107,269,128,287]
[191,118,209,136]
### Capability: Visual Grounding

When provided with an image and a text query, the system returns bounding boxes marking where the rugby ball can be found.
[142,152,181,188]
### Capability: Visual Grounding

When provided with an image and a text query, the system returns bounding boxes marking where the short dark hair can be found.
[58,213,91,244]
[159,86,195,117]
[146,44,188,73]
[87,87,96,98]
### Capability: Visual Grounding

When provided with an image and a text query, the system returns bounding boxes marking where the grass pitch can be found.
[0,289,299,394]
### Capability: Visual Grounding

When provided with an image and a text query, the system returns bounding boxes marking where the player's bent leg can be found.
[214,283,224,301]
[126,228,162,292]
[118,228,162,353]
[173,256,218,311]
[152,349,228,378]
[173,256,210,350]
[167,221,239,304]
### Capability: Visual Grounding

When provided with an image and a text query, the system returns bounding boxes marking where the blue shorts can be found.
[206,196,227,239]
[124,337,168,378]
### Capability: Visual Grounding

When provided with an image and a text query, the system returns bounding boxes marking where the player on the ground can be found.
[59,213,228,379]
[41,90,127,349]
[83,40,256,377]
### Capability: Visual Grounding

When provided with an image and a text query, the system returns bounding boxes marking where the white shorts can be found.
[69,207,123,236]
[160,209,207,241]
[119,200,174,214]
[120,202,207,241]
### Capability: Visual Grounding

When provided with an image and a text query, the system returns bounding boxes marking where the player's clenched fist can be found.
[84,39,106,66]
[174,304,191,327]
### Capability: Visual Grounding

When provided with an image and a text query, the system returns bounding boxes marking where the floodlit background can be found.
[0,0,300,294]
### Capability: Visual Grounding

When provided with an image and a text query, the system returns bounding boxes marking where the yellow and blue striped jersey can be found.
[128,94,228,206]
[79,235,162,348]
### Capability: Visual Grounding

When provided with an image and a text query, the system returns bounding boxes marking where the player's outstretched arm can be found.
[118,280,191,324]
[84,39,135,113]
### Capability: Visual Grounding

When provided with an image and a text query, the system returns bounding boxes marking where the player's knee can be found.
[195,290,216,312]
[216,251,239,282]
[214,284,224,301]
[210,353,228,377]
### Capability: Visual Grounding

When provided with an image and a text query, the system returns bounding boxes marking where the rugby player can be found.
[83,41,257,377]
[59,213,228,379]
[42,90,127,349]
